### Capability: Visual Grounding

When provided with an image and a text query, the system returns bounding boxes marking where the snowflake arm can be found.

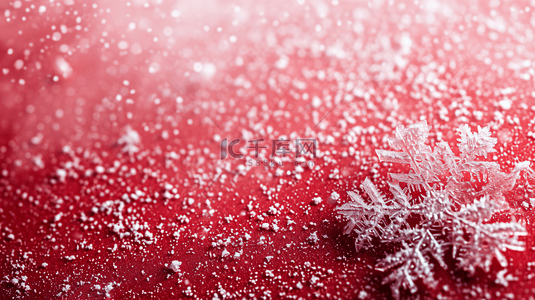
[457,125,497,160]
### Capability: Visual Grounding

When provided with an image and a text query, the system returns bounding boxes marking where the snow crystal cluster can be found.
[168,260,182,273]
[337,121,532,299]
[117,125,141,155]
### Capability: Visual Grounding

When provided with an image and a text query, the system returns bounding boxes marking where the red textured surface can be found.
[1,0,535,299]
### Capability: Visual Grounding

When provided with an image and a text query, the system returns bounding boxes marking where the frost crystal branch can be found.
[118,125,141,155]
[336,121,531,299]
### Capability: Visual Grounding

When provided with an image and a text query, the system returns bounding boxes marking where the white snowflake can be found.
[337,121,532,299]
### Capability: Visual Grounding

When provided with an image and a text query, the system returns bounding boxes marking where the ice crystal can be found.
[336,121,531,299]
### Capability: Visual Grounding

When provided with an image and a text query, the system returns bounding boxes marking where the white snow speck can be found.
[168,260,181,272]
[498,99,512,110]
[311,197,322,205]
[330,191,340,202]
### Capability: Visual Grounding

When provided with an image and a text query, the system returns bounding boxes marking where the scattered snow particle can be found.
[193,62,203,73]
[202,63,216,78]
[171,10,181,18]
[55,109,64,118]
[161,130,169,140]
[118,125,140,154]
[104,283,115,295]
[275,55,289,69]
[130,43,143,55]
[177,215,189,224]
[168,260,182,273]
[56,169,67,182]
[312,96,322,108]
[52,32,62,41]
[148,62,160,74]
[117,41,129,50]
[59,44,70,53]
[55,56,72,78]
[330,191,340,202]
[307,232,319,244]
[14,59,24,70]
[311,197,322,205]
[498,99,512,110]
[54,213,62,222]
[163,27,173,36]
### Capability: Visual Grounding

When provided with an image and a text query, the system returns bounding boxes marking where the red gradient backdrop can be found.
[1,0,535,299]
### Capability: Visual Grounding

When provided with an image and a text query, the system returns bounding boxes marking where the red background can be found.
[1,0,535,299]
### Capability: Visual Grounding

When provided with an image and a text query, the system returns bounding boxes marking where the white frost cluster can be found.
[117,125,141,155]
[337,121,532,299]
[168,260,181,273]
